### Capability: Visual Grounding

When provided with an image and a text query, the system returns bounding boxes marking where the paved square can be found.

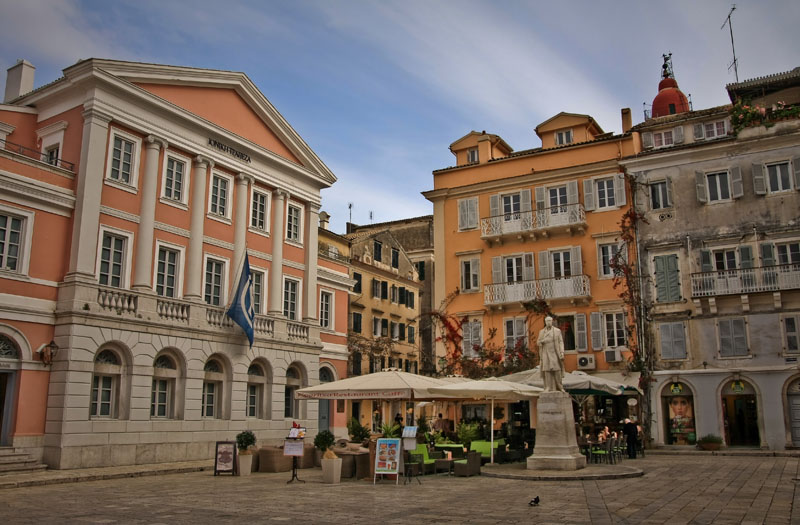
[0,455,798,524]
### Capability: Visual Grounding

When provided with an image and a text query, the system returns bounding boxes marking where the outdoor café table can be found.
[434,457,455,475]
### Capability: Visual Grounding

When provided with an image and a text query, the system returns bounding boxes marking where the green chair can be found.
[412,443,439,474]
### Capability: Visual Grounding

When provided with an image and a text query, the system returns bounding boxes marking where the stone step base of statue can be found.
[528,390,586,471]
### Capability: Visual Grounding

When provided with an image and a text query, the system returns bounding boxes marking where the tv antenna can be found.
[348,202,353,224]
[369,211,373,223]
[721,4,739,82]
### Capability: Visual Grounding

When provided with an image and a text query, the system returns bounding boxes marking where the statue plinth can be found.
[528,391,586,471]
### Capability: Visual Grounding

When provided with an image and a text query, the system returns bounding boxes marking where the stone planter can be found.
[321,457,342,484]
[698,442,721,451]
[238,452,253,476]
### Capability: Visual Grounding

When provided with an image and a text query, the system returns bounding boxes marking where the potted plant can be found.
[456,421,480,451]
[347,417,371,449]
[314,430,341,484]
[380,422,401,438]
[696,434,723,451]
[236,430,257,476]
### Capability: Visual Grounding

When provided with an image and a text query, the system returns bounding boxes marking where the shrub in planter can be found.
[236,430,257,476]
[380,422,401,438]
[696,434,723,451]
[314,430,336,453]
[347,417,371,444]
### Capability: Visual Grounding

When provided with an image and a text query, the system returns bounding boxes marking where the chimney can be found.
[621,108,632,133]
[4,60,35,103]
[477,133,491,164]
[319,211,330,230]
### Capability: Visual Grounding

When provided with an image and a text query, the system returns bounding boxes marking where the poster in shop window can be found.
[668,395,695,445]
[374,438,401,474]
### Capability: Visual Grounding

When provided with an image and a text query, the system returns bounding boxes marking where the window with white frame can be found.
[408,325,416,344]
[162,154,189,205]
[461,257,480,292]
[466,148,479,163]
[91,349,121,418]
[555,129,573,145]
[247,363,267,418]
[766,161,793,193]
[36,120,67,168]
[204,257,226,306]
[718,317,748,357]
[151,354,177,419]
[604,312,626,348]
[549,185,568,214]
[286,203,302,243]
[208,172,231,219]
[98,230,131,288]
[372,317,380,337]
[106,131,140,186]
[505,255,524,282]
[777,242,800,265]
[706,171,731,202]
[650,180,672,210]
[0,208,31,273]
[659,322,687,360]
[551,250,572,278]
[45,145,59,166]
[155,245,180,298]
[390,284,398,303]
[284,366,302,418]
[595,177,616,209]
[502,192,521,221]
[251,269,265,314]
[598,243,624,278]
[784,315,800,354]
[283,277,300,320]
[702,120,727,139]
[653,129,673,148]
[504,318,526,350]
[391,321,399,340]
[250,189,270,232]
[462,319,482,358]
[320,290,333,329]
[458,197,478,230]
[202,358,224,418]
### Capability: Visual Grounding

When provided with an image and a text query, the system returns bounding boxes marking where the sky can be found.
[1,0,798,234]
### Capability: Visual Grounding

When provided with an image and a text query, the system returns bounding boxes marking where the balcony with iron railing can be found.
[691,263,800,297]
[480,203,586,242]
[90,284,312,344]
[484,274,591,306]
[1,137,75,171]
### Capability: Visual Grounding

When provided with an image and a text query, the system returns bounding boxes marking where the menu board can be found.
[374,438,401,475]
[214,441,236,476]
[283,440,305,456]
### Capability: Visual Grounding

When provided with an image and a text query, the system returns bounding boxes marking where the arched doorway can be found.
[318,366,334,432]
[0,335,21,446]
[787,378,800,446]
[721,379,759,447]
[661,382,696,445]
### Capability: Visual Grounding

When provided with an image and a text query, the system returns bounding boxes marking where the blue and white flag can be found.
[227,254,255,347]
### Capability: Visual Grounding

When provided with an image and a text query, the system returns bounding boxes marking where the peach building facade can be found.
[424,112,641,382]
[0,59,338,468]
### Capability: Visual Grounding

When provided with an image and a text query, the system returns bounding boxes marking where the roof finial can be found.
[661,52,674,80]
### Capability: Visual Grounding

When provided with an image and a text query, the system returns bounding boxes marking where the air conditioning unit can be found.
[577,355,596,370]
[604,349,622,363]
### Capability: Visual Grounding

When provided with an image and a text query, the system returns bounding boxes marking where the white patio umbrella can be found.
[296,369,452,400]
[504,367,634,395]
[427,377,542,463]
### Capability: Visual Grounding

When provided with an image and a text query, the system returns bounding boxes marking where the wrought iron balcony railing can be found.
[480,203,586,239]
[690,263,800,297]
[1,137,75,171]
[484,274,591,305]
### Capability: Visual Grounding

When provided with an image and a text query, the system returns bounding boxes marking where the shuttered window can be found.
[458,197,478,230]
[719,318,748,357]
[659,322,687,360]
[654,254,681,302]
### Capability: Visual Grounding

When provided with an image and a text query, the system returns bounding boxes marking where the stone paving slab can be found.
[481,461,643,481]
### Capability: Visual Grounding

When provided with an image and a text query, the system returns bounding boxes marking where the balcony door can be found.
[548,186,569,226]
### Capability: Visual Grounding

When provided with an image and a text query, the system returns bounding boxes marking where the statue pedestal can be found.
[528,391,586,471]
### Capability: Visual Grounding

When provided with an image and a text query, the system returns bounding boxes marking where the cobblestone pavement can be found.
[0,454,798,524]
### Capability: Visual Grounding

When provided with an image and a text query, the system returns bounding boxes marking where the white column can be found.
[185,155,213,301]
[268,190,287,315]
[303,203,320,323]
[133,135,168,291]
[66,104,112,280]
[233,173,252,270]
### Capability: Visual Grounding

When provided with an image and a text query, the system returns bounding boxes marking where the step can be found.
[0,463,48,476]
[0,453,32,464]
[0,447,18,456]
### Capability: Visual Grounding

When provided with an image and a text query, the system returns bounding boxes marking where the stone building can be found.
[622,64,800,449]
[0,58,336,468]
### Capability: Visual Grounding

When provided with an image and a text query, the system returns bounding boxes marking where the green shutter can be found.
[700,250,713,272]
[760,243,775,266]
[654,256,668,302]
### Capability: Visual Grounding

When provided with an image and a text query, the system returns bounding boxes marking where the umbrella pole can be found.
[490,398,494,464]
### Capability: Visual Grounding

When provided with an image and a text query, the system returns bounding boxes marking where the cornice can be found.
[0,169,75,216]
[100,205,140,224]
[35,120,68,138]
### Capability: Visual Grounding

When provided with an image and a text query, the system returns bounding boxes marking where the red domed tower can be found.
[652,53,690,118]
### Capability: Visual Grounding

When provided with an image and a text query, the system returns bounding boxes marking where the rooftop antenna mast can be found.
[721,4,739,82]
[348,202,353,224]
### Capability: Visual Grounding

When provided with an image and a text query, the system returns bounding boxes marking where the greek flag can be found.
[227,253,255,347]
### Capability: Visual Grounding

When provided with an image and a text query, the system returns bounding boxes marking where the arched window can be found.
[284,366,302,418]
[202,358,225,419]
[91,349,122,418]
[0,335,20,359]
[247,362,269,419]
[151,353,177,419]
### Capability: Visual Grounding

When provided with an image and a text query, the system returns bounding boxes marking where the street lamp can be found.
[40,340,59,365]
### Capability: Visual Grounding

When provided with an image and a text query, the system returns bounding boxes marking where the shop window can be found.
[662,383,696,445]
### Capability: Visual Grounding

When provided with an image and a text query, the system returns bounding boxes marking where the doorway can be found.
[318,367,333,432]
[0,372,12,446]
[722,394,759,447]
